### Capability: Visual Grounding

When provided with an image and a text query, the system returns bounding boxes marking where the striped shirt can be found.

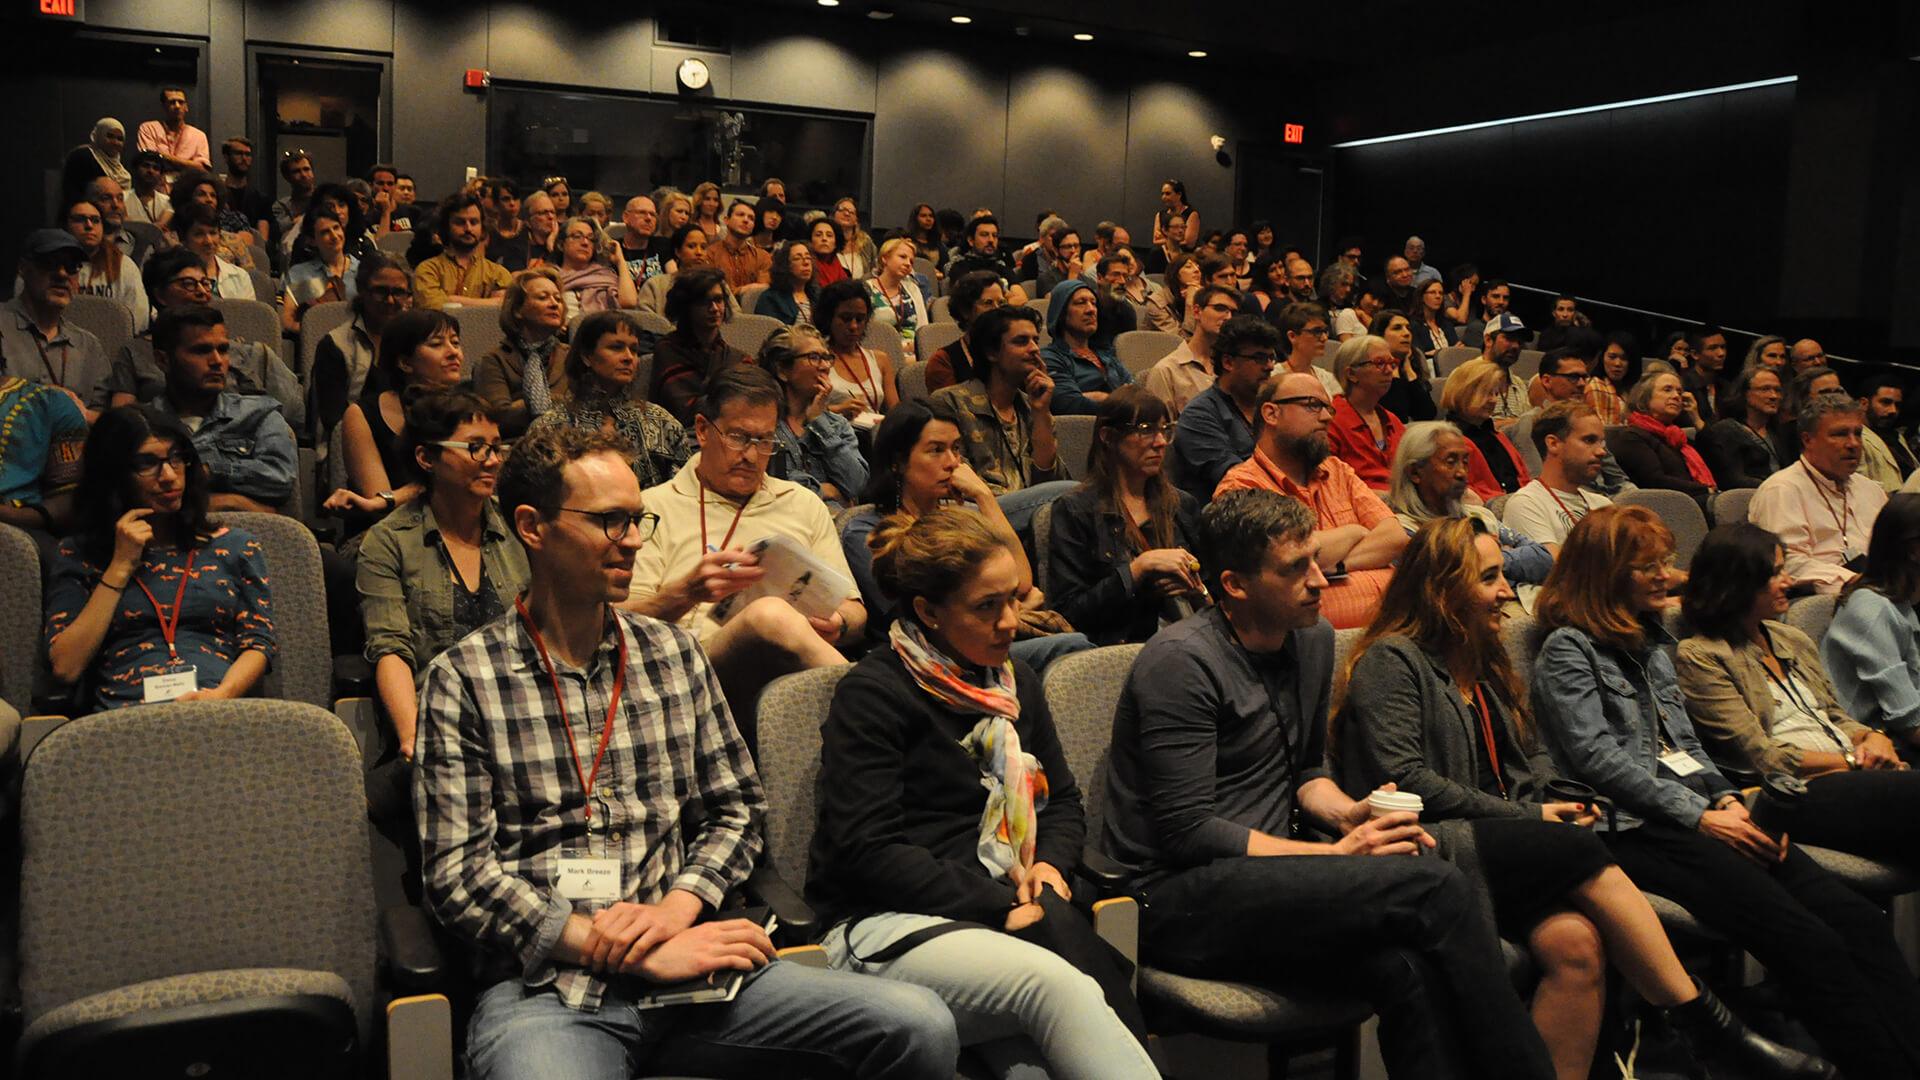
[413,607,764,1011]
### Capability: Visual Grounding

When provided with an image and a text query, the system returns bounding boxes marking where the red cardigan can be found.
[1327,395,1405,490]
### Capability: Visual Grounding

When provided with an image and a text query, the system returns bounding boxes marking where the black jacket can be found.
[1607,423,1713,513]
[1697,419,1781,490]
[806,647,1086,927]
[1046,485,1202,646]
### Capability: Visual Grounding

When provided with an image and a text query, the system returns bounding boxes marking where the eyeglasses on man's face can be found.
[715,429,779,456]
[1269,395,1335,414]
[553,506,659,542]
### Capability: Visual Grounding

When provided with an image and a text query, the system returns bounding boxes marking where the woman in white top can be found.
[864,237,927,346]
[280,209,357,333]
[689,181,724,247]
[832,197,876,281]
[813,278,896,420]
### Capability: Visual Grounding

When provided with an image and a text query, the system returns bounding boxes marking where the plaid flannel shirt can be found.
[413,608,764,1011]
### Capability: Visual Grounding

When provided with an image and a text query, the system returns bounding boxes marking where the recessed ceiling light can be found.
[867,7,894,16]
[950,14,972,23]
[1073,32,1094,41]
[1188,49,1207,58]
[816,0,838,6]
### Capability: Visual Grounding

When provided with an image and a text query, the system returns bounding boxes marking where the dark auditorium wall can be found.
[8,0,1253,259]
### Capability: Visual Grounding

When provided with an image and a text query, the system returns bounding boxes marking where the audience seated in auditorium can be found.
[752,198,788,251]
[1045,386,1205,646]
[945,215,1027,304]
[519,191,563,271]
[687,181,723,246]
[414,423,959,1079]
[1150,179,1199,252]
[1143,251,1198,336]
[1138,283,1237,417]
[1684,326,1732,419]
[1858,373,1915,492]
[865,237,927,345]
[1336,516,1829,1080]
[55,195,148,333]
[1523,336,1596,412]
[1102,488,1556,1079]
[1034,223,1084,296]
[62,118,129,208]
[279,206,357,333]
[323,309,463,524]
[1244,252,1286,319]
[1608,369,1716,513]
[622,366,864,734]
[617,196,666,285]
[1790,338,1827,374]
[1475,313,1532,428]
[270,150,314,240]
[1386,422,1552,610]
[469,268,567,438]
[927,306,1073,524]
[173,172,260,271]
[309,255,413,436]
[1216,370,1404,629]
[136,86,210,183]
[1772,365,1844,465]
[1699,363,1786,490]
[808,506,1154,1079]
[840,402,1086,668]
[1080,220,1130,281]
[755,239,818,326]
[291,183,375,266]
[1530,504,1920,1079]
[1536,295,1587,354]
[709,199,771,292]
[357,388,526,762]
[808,216,850,289]
[1823,493,1920,748]
[414,195,512,310]
[1326,334,1406,490]
[4,229,109,419]
[815,279,897,420]
[758,324,867,510]
[636,223,733,316]
[1380,253,1416,312]
[1503,401,1616,547]
[124,151,173,230]
[45,404,274,711]
[652,267,750,427]
[0,370,87,539]
[1168,314,1275,503]
[923,270,1004,392]
[169,202,252,301]
[364,162,403,235]
[1441,358,1532,502]
[1677,522,1920,861]
[1040,280,1130,416]
[1751,392,1887,595]
[553,216,636,319]
[105,250,300,425]
[1747,335,1789,371]
[142,305,293,513]
[1370,309,1437,425]
[1457,277,1508,350]
[528,310,687,490]
[479,179,537,273]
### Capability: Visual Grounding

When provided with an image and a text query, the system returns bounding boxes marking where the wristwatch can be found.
[378,490,397,510]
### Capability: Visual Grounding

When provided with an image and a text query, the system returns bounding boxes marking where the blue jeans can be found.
[824,911,1158,1080]
[1010,632,1094,672]
[996,480,1079,537]
[466,960,959,1080]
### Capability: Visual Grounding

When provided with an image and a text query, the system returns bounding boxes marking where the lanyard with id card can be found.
[136,551,199,703]
[517,598,628,904]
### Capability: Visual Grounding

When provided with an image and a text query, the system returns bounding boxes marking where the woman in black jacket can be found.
[1047,386,1206,645]
[807,508,1155,1080]
[1607,369,1717,514]
[1698,365,1785,489]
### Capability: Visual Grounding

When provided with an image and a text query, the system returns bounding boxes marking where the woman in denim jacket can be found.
[1532,504,1920,1079]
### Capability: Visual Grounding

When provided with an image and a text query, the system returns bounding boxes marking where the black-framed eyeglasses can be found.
[793,350,834,366]
[1269,395,1335,414]
[131,448,196,478]
[554,507,659,542]
[1202,302,1240,314]
[368,285,413,301]
[1547,370,1592,382]
[166,275,214,294]
[1298,326,1331,338]
[428,439,509,463]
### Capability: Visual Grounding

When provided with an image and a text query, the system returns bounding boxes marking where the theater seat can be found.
[212,512,332,710]
[1053,414,1094,480]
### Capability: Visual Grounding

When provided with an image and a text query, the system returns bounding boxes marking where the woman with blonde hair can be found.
[689,180,724,242]
[865,236,928,345]
[469,266,568,437]
[832,196,877,280]
[652,188,694,236]
[1337,516,1833,1080]
[1442,358,1532,501]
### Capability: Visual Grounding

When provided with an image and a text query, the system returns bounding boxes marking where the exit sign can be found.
[1283,123,1305,145]
[37,0,85,19]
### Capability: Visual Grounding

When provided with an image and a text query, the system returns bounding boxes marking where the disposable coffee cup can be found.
[1368,789,1423,821]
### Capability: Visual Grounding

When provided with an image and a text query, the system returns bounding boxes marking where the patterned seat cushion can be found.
[1138,966,1372,1039]
[1801,845,1920,899]
[22,967,353,1044]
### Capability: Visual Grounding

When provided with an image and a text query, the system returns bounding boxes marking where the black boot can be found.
[1663,978,1837,1079]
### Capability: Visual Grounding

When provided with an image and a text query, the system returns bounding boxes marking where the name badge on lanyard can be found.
[143,667,198,703]
[556,852,622,901]
[1658,748,1705,777]
[135,551,199,703]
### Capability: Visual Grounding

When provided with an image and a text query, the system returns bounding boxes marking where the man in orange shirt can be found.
[1215,371,1406,628]
[708,199,771,291]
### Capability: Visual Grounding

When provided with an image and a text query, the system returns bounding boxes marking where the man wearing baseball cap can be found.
[1479,312,1533,431]
[2,230,110,422]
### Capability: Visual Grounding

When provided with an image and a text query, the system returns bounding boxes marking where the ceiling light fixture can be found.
[1332,75,1797,147]
[1187,49,1207,58]
[1073,32,1094,41]
[950,14,972,23]
[867,7,894,16]
[1013,25,1030,35]
[816,0,839,6]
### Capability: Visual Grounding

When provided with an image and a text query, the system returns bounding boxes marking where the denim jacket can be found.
[156,390,298,507]
[1531,621,1738,831]
[772,411,869,511]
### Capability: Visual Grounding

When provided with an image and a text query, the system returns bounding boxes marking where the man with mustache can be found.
[1213,370,1406,629]
[2,230,111,420]
[623,366,864,744]
[1752,392,1889,595]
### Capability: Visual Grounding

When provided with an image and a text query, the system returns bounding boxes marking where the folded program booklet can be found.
[633,907,776,1010]
[708,534,853,625]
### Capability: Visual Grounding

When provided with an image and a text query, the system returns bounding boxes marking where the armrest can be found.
[379,905,451,995]
[1076,846,1132,896]
[332,653,373,698]
[744,863,820,943]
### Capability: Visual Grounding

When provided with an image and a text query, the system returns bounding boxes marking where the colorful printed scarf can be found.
[889,619,1048,882]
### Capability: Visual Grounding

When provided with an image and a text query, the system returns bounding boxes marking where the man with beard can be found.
[1857,373,1916,492]
[218,137,272,248]
[1213,370,1405,628]
[1479,313,1533,429]
[1503,400,1617,547]
[1459,278,1510,351]
[1284,256,1317,304]
[414,195,512,309]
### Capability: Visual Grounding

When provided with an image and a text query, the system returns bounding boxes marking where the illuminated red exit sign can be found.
[37,0,86,19]
[1283,123,1305,145]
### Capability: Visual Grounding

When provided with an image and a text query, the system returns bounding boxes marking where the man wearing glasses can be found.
[2,230,110,422]
[1276,301,1341,400]
[1169,315,1282,503]
[623,366,864,743]
[1141,284,1238,417]
[416,424,959,1080]
[1215,370,1406,629]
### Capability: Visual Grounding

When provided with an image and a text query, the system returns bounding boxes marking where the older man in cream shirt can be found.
[1751,393,1889,594]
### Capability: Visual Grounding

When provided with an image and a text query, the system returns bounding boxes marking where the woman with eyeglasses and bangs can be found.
[357,387,528,764]
[45,405,275,712]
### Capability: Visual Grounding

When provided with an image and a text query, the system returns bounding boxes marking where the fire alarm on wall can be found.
[464,68,490,91]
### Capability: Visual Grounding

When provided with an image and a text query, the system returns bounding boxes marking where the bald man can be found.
[1790,338,1827,374]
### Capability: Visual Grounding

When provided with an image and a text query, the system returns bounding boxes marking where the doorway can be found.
[1234,142,1329,264]
[250,47,391,202]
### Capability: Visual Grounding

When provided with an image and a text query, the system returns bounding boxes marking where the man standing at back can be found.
[135,87,210,191]
[1103,488,1556,1080]
[416,424,959,1080]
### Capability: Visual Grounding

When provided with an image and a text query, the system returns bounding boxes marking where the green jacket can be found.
[357,498,530,671]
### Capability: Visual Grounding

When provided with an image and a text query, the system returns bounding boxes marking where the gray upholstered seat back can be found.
[212,512,330,709]
[0,523,40,713]
[18,700,376,1046]
[753,665,852,887]
[1616,488,1708,568]
[1040,644,1142,834]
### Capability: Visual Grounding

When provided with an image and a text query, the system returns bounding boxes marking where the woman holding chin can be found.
[527,310,687,490]
[807,507,1156,1080]
[1533,504,1920,1080]
[45,405,275,711]
[1336,516,1826,1080]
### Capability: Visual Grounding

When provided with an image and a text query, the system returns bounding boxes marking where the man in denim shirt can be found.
[147,305,295,513]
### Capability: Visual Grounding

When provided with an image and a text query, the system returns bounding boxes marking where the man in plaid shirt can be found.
[415,425,958,1079]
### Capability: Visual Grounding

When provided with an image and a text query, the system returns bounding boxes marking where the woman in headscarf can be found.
[64,118,131,204]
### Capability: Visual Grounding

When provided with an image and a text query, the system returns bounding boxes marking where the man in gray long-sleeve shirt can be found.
[1101,489,1556,1080]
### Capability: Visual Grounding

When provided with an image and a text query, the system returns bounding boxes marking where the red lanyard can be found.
[1469,684,1508,799]
[515,597,627,827]
[32,332,70,388]
[134,549,197,661]
[1801,461,1852,538]
[1543,485,1588,528]
[836,348,882,410]
[699,481,749,553]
